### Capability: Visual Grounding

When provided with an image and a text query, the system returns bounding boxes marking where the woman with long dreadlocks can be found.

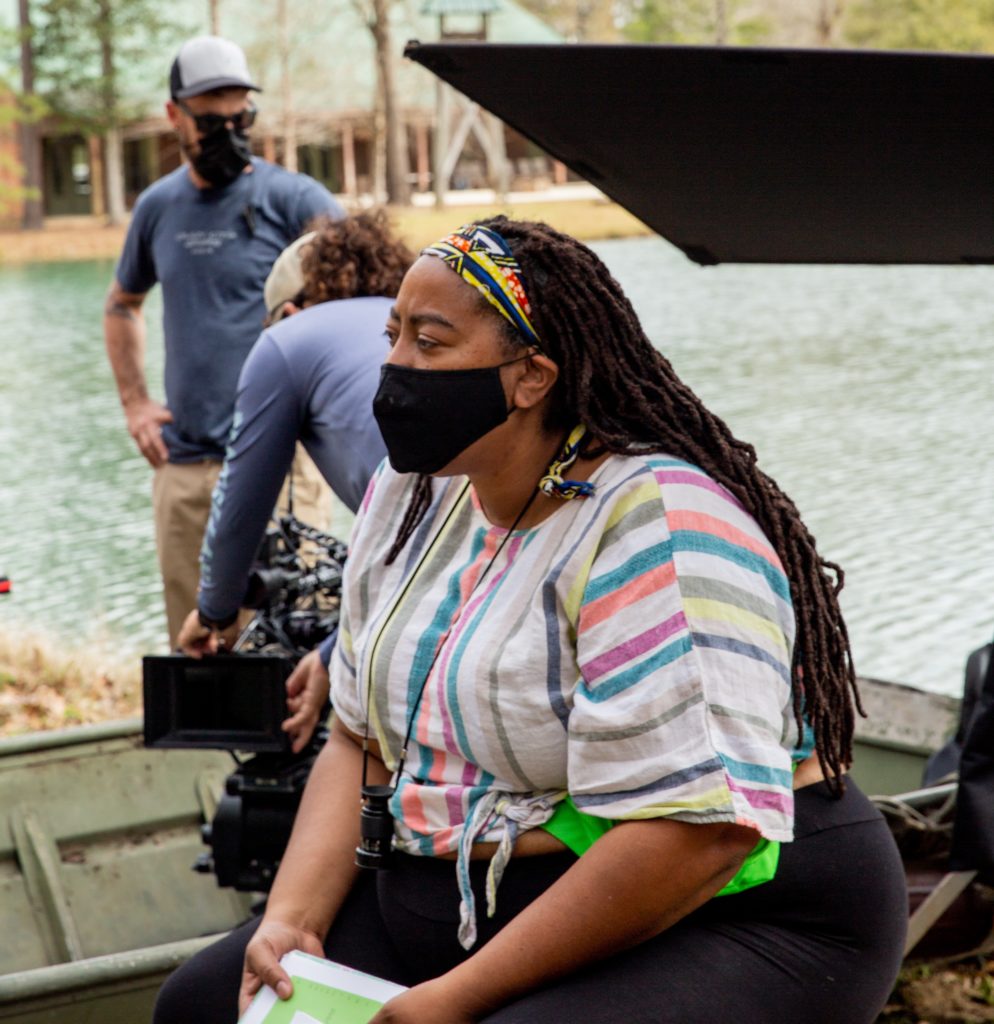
[154,218,906,1024]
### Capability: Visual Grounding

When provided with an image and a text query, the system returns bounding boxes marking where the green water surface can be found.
[2,239,992,694]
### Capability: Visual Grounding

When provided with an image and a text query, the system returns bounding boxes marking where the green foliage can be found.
[979,969,994,1006]
[609,0,994,50]
[621,0,773,46]
[842,0,994,52]
[0,74,47,218]
[515,1,619,41]
[0,149,34,219]
[32,0,190,131]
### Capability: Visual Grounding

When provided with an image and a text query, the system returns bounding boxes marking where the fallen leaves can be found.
[880,960,994,1023]
[0,626,141,735]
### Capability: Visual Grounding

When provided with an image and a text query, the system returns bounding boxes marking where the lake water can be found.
[1,236,992,697]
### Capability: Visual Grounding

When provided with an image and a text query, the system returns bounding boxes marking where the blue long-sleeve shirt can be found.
[198,296,390,661]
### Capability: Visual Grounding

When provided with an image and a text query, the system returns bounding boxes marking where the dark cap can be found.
[169,36,261,100]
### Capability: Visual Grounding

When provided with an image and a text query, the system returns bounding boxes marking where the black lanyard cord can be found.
[360,480,469,788]
[360,480,540,791]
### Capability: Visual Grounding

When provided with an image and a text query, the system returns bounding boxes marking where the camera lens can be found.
[356,784,394,870]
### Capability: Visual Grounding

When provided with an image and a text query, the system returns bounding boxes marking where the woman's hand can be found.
[238,918,326,1016]
[235,722,385,1016]
[369,978,484,1024]
[282,649,330,752]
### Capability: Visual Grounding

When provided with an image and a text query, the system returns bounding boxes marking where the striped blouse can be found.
[330,452,802,946]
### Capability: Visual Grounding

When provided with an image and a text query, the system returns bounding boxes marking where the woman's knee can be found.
[152,917,260,1024]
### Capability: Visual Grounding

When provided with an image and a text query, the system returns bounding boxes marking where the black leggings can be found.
[154,780,907,1024]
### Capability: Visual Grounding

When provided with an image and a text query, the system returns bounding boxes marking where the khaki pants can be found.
[153,446,330,648]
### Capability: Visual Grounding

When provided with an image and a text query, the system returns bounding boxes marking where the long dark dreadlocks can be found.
[385,215,862,793]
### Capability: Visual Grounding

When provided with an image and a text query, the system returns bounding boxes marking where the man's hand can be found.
[124,396,173,468]
[176,608,240,656]
[104,279,168,466]
[282,649,330,753]
[238,918,326,1016]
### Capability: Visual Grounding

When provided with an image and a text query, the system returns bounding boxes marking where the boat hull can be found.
[850,676,961,796]
[0,721,254,1020]
[0,678,962,1019]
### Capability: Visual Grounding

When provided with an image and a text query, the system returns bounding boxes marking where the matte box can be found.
[143,653,292,752]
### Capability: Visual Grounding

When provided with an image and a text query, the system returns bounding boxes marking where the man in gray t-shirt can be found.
[104,35,342,646]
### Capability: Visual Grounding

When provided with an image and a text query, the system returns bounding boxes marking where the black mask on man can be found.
[372,355,531,475]
[190,123,252,188]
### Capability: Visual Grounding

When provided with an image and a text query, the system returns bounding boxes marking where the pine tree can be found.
[31,0,189,223]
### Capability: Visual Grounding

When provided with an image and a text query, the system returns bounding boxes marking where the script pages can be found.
[238,950,408,1024]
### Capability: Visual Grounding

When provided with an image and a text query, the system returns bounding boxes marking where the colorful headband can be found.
[422,224,542,348]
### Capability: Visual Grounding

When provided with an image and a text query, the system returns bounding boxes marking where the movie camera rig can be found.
[143,513,346,893]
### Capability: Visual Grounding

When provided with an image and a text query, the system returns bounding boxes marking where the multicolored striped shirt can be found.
[331,453,801,946]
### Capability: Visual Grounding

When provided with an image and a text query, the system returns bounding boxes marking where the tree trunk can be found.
[104,126,126,224]
[816,0,845,46]
[98,0,126,224]
[209,0,221,34]
[372,70,387,204]
[18,0,44,229]
[278,0,297,172]
[370,0,409,204]
[575,1,614,41]
[714,0,728,44]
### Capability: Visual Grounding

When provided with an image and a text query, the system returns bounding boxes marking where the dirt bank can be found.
[0,197,651,266]
[0,626,141,735]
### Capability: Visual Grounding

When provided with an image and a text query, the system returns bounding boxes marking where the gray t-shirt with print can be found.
[115,157,342,461]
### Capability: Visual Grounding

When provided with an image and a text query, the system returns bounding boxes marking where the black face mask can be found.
[372,356,529,475]
[190,124,252,188]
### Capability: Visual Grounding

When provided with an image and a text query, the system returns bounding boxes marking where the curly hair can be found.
[300,210,414,305]
[386,215,862,792]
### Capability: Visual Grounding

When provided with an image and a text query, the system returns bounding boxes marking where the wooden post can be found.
[341,122,357,199]
[553,160,567,185]
[483,111,509,201]
[88,135,107,219]
[433,78,449,207]
[415,121,430,193]
[431,6,494,206]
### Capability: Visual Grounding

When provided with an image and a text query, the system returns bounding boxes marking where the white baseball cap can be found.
[264,232,318,324]
[170,36,261,99]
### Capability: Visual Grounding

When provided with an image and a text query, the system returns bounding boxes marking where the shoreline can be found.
[0,194,652,266]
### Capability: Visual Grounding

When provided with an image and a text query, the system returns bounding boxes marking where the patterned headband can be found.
[422,224,542,348]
